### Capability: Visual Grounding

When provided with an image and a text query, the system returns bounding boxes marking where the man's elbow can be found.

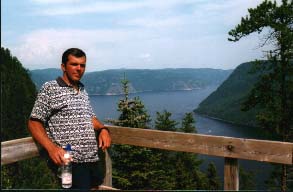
[27,118,43,133]
[27,118,34,133]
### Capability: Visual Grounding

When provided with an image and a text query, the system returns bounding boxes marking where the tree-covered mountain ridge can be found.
[195,61,266,127]
[30,68,232,95]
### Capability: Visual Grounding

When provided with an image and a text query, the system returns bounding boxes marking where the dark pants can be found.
[72,162,104,189]
[47,160,105,190]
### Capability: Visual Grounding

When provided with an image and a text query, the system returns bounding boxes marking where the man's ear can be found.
[61,63,66,72]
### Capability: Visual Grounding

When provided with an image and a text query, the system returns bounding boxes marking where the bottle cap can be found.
[65,144,72,151]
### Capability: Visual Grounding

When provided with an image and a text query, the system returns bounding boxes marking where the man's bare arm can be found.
[28,119,66,165]
[92,117,111,151]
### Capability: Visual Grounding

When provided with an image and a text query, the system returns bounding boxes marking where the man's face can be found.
[62,54,86,83]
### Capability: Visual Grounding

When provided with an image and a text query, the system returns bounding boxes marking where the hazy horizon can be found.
[2,0,277,72]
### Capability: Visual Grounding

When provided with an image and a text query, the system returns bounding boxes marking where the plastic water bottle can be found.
[61,144,72,188]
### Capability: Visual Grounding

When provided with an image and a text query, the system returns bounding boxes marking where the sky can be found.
[2,0,275,72]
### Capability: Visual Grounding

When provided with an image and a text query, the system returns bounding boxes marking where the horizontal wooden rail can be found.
[2,125,293,191]
[108,125,293,165]
[1,137,39,165]
[1,137,113,188]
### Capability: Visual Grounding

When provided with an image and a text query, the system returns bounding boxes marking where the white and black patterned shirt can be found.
[30,77,99,163]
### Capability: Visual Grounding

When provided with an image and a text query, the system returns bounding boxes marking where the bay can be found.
[90,86,273,190]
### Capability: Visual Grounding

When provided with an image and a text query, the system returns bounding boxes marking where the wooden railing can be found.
[2,125,293,190]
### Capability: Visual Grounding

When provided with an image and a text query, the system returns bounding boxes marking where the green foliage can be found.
[1,47,59,189]
[265,164,282,191]
[2,158,59,189]
[239,167,256,190]
[111,144,161,189]
[174,152,206,190]
[153,111,215,190]
[228,0,293,139]
[108,76,151,128]
[152,110,179,189]
[107,76,156,189]
[228,0,292,44]
[1,47,36,141]
[195,61,262,127]
[228,1,293,190]
[265,164,293,191]
[109,78,221,190]
[206,162,221,190]
[155,110,178,132]
[197,0,293,140]
[181,112,197,133]
[1,166,13,189]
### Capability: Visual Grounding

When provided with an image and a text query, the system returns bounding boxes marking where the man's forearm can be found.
[92,117,110,133]
[28,119,57,152]
[92,117,105,130]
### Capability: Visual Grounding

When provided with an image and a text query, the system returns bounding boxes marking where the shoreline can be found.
[89,87,203,96]
[193,111,259,129]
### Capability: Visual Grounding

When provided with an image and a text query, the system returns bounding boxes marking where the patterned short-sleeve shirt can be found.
[30,77,99,163]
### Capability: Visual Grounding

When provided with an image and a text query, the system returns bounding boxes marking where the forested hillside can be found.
[1,47,59,189]
[1,47,36,141]
[195,61,263,127]
[30,68,232,95]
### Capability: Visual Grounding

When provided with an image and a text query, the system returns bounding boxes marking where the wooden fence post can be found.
[224,157,239,190]
[103,149,112,187]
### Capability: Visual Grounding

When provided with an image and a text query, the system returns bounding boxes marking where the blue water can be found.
[90,87,273,190]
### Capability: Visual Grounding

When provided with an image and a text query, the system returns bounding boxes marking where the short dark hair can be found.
[62,48,86,64]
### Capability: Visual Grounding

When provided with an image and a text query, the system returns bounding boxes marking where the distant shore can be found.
[194,111,258,129]
[89,87,202,96]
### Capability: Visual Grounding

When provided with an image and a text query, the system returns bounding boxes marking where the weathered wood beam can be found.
[1,137,39,165]
[103,150,112,187]
[2,126,293,165]
[224,157,239,190]
[107,125,293,165]
[2,126,293,191]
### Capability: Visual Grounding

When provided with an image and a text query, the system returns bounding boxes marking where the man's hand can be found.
[98,129,111,151]
[28,119,72,165]
[47,145,69,165]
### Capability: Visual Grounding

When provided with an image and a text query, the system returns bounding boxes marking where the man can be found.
[28,48,111,189]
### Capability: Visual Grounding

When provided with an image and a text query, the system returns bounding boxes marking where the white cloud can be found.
[4,0,277,72]
[11,28,146,71]
[35,1,147,16]
[33,0,203,16]
[10,25,270,72]
[124,16,185,28]
[139,53,151,59]
[31,0,81,4]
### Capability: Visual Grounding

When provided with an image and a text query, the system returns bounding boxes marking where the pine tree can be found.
[107,76,159,189]
[108,77,151,128]
[228,1,293,191]
[1,47,36,141]
[265,164,282,191]
[153,112,210,190]
[151,110,178,189]
[181,112,197,133]
[175,113,212,190]
[206,162,221,190]
[239,167,256,190]
[155,110,178,132]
